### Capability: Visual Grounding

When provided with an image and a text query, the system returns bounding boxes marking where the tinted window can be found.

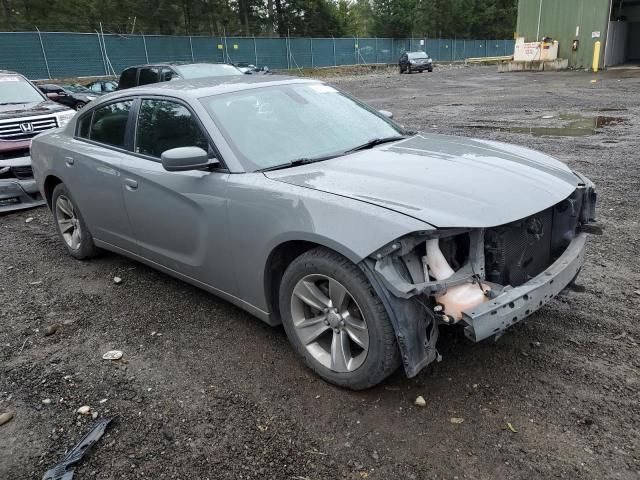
[118,68,137,89]
[77,113,92,138]
[89,101,132,148]
[408,52,428,59]
[138,67,159,86]
[135,99,208,158]
[88,83,101,93]
[104,81,117,92]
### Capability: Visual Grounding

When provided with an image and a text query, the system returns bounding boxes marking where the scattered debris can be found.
[42,417,114,480]
[29,281,43,286]
[506,422,518,433]
[113,276,122,285]
[77,406,91,415]
[634,290,640,296]
[414,396,427,407]
[99,399,108,404]
[42,399,52,405]
[92,411,99,419]
[25,217,34,223]
[531,341,541,348]
[0,412,14,426]
[102,350,123,361]
[450,417,465,424]
[372,450,380,461]
[542,115,554,119]
[44,324,60,337]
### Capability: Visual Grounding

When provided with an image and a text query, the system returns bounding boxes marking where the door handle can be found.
[64,156,74,166]
[124,178,138,190]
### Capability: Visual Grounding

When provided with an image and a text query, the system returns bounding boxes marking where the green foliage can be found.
[0,0,517,38]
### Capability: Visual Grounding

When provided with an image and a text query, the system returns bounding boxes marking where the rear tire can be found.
[51,183,97,260]
[75,102,86,110]
[279,247,401,390]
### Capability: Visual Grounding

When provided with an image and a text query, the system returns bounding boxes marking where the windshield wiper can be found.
[343,135,407,154]
[259,154,339,172]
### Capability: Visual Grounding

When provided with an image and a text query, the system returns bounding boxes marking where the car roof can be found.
[0,70,22,77]
[102,75,320,100]
[124,62,232,70]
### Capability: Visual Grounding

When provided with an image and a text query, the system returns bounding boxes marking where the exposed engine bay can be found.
[364,178,597,377]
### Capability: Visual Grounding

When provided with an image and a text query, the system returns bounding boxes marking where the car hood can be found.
[264,133,581,228]
[0,100,70,119]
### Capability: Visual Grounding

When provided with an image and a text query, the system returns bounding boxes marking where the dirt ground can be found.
[1,65,639,480]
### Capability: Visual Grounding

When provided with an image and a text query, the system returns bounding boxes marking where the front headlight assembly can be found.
[55,109,76,128]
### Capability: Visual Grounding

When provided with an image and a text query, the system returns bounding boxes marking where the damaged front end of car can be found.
[361,176,598,378]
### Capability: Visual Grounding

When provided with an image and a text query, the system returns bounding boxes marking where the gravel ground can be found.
[1,65,639,480]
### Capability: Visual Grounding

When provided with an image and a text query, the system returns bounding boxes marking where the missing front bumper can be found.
[462,232,587,342]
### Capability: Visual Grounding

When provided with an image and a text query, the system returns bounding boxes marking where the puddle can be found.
[465,115,624,137]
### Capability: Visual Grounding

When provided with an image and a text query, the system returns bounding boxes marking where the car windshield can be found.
[175,63,243,79]
[408,52,428,59]
[201,83,404,171]
[61,84,91,93]
[0,76,44,104]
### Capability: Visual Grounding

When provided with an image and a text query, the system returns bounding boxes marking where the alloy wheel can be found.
[55,194,82,249]
[290,274,369,372]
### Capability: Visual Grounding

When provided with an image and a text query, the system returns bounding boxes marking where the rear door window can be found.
[118,68,137,89]
[86,101,133,148]
[135,99,208,158]
[138,67,159,86]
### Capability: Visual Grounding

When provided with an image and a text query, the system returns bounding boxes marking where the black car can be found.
[85,79,118,94]
[399,51,433,74]
[38,84,98,110]
[116,62,244,90]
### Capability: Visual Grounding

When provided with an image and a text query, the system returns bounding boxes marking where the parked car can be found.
[38,83,99,110]
[0,70,75,213]
[31,76,597,389]
[85,80,118,95]
[399,51,433,73]
[234,62,271,74]
[116,62,244,90]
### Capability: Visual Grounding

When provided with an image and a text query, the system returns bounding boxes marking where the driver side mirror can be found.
[161,146,218,172]
[46,92,59,99]
[379,110,394,119]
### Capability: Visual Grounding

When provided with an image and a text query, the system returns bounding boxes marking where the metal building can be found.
[517,0,640,69]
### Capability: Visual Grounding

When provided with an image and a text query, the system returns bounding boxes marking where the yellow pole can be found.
[592,41,601,72]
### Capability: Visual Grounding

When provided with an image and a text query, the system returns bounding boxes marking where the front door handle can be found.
[64,156,74,166]
[124,178,138,190]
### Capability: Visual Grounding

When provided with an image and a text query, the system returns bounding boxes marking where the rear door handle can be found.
[124,178,138,190]
[64,156,74,166]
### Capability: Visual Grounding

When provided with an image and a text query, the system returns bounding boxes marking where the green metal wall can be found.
[517,0,611,69]
[0,32,516,80]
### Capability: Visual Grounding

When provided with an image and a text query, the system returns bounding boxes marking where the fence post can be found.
[355,36,358,65]
[253,36,258,66]
[332,36,336,66]
[189,36,194,61]
[142,34,149,63]
[374,37,378,63]
[35,27,52,79]
[310,37,314,68]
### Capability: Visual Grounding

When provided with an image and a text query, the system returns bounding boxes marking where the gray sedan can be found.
[31,75,597,389]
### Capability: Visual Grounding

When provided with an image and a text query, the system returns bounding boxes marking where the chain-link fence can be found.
[0,31,515,80]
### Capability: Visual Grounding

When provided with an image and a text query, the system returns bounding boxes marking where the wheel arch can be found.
[263,237,361,325]
[43,174,63,209]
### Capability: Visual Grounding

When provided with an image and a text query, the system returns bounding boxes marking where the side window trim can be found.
[131,95,227,170]
[73,97,136,154]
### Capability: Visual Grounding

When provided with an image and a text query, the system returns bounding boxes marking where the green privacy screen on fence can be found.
[0,32,516,80]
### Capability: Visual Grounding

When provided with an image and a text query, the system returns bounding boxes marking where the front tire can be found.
[51,183,97,260]
[75,101,86,110]
[279,247,401,390]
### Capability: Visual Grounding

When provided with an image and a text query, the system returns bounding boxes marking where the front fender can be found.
[225,173,433,313]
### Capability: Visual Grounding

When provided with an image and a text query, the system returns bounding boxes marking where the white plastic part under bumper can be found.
[463,232,587,342]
